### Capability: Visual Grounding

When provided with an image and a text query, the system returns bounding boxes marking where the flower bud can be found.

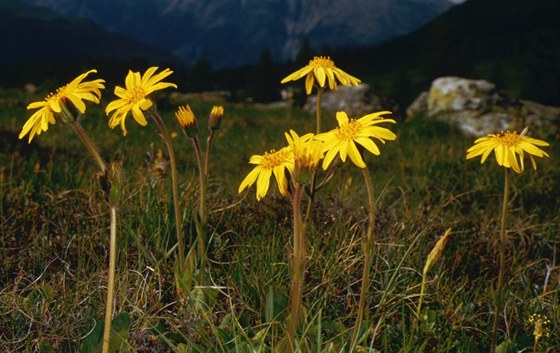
[208,105,224,131]
[292,139,323,185]
[98,162,124,206]
[175,105,198,138]
[107,162,124,206]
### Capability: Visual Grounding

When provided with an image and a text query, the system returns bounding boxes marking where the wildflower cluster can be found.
[238,110,398,201]
[19,66,223,353]
[17,54,553,353]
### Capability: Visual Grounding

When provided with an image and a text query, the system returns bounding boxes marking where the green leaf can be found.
[79,319,103,353]
[79,312,130,353]
[190,286,219,312]
[495,340,518,353]
[175,250,195,295]
[265,286,288,323]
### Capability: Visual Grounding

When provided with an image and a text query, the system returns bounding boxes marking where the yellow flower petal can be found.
[347,141,366,168]
[465,130,550,172]
[20,69,104,142]
[239,147,293,201]
[281,56,361,95]
[105,67,176,135]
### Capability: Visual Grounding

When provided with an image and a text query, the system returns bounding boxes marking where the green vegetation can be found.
[1,85,558,352]
[336,0,560,108]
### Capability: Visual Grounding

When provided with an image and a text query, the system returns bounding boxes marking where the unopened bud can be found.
[208,105,224,131]
[98,162,124,206]
[107,162,124,206]
[175,105,198,138]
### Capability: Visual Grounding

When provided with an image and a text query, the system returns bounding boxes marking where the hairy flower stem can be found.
[350,167,376,351]
[150,111,185,274]
[192,135,208,283]
[70,120,116,353]
[101,206,118,353]
[491,168,510,353]
[417,276,427,318]
[71,120,106,173]
[315,87,323,134]
[302,87,324,232]
[287,184,306,353]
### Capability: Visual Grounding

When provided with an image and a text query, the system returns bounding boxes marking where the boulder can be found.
[304,83,395,116]
[407,76,560,137]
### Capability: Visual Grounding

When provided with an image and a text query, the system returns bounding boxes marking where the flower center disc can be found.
[128,87,147,104]
[336,119,361,141]
[262,149,289,169]
[497,131,521,146]
[309,56,335,68]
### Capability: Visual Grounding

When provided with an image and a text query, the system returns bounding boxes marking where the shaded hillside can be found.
[0,0,181,87]
[335,0,560,107]
[19,0,456,68]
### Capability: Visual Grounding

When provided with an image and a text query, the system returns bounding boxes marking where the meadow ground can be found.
[0,87,559,352]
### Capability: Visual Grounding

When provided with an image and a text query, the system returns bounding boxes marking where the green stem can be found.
[71,120,106,173]
[302,87,324,233]
[192,136,207,283]
[417,275,427,318]
[491,168,510,353]
[315,87,323,134]
[350,167,376,351]
[532,339,537,353]
[204,130,215,178]
[101,206,117,353]
[70,119,115,353]
[150,111,185,274]
[287,184,305,353]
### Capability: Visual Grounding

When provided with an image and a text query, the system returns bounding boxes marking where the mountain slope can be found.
[0,0,179,86]
[18,0,457,68]
[338,0,560,106]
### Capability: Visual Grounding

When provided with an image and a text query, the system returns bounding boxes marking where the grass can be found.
[1,87,559,353]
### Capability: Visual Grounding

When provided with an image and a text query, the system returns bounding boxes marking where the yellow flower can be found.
[281,56,361,95]
[175,105,198,137]
[106,67,177,135]
[19,70,105,142]
[285,130,323,180]
[466,130,549,173]
[238,146,294,201]
[316,111,396,169]
[208,105,224,130]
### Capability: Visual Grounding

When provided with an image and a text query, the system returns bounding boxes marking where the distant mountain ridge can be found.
[17,0,458,68]
[337,0,560,106]
[0,0,179,86]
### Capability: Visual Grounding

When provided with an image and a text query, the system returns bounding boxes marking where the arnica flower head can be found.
[238,146,294,201]
[281,56,361,95]
[285,130,323,183]
[176,105,198,138]
[19,70,105,143]
[208,105,224,130]
[466,129,549,173]
[316,111,397,169]
[106,67,177,136]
